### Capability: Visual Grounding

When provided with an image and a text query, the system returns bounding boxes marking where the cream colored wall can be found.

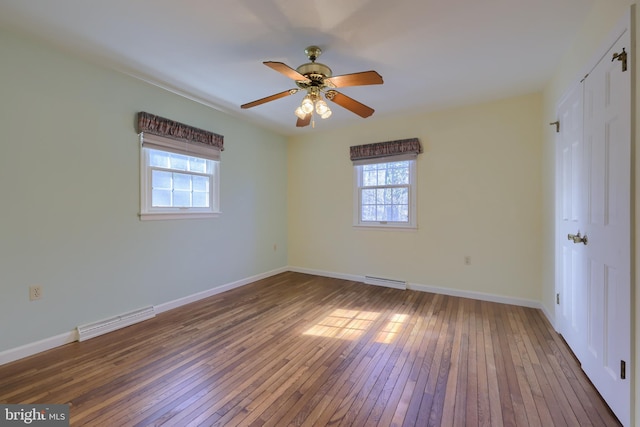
[288,93,542,302]
[540,0,637,423]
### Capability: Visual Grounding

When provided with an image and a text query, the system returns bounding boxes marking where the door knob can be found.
[567,231,588,245]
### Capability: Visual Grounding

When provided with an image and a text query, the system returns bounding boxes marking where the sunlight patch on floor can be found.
[303,309,379,340]
[303,309,409,343]
[375,313,409,344]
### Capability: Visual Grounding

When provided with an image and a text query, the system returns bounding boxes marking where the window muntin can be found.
[141,147,219,219]
[149,150,212,208]
[355,159,416,228]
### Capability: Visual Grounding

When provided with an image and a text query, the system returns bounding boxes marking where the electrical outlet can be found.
[464,256,471,266]
[29,285,42,301]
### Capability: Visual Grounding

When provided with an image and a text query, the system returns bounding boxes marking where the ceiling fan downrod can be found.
[304,46,322,62]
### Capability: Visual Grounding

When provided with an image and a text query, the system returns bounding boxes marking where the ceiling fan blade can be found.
[325,71,383,88]
[241,89,298,109]
[264,61,310,82]
[296,113,311,127]
[325,90,375,118]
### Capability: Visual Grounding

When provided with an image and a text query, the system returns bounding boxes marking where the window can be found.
[354,157,417,228]
[139,133,220,220]
[350,138,421,229]
[137,112,223,220]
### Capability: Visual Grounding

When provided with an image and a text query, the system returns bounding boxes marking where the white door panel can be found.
[556,83,586,361]
[556,26,630,426]
[581,30,631,426]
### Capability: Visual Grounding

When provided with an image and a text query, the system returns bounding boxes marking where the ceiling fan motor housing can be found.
[295,62,332,89]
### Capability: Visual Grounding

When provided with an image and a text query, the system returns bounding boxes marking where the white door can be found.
[555,83,586,363]
[580,30,631,426]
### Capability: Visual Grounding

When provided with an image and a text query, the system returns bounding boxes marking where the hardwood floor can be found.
[0,272,620,426]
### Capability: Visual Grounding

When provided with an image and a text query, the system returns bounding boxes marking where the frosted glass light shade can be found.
[315,99,329,115]
[301,96,314,114]
[294,107,306,119]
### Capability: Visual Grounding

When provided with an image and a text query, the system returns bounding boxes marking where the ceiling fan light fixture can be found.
[294,106,307,120]
[241,45,382,128]
[301,95,314,114]
[315,99,329,115]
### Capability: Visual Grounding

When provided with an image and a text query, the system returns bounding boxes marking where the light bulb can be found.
[321,108,332,119]
[315,99,329,115]
[294,106,306,119]
[301,96,314,114]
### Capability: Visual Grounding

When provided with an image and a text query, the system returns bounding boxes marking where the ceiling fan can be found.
[241,46,383,128]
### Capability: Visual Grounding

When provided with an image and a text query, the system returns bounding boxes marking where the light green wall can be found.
[541,0,637,423]
[0,29,288,352]
[288,93,543,302]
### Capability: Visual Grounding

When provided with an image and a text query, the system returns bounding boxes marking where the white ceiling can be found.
[0,0,593,135]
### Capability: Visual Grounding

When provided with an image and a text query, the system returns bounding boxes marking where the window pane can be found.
[361,205,376,222]
[192,175,209,192]
[189,157,207,173]
[152,189,172,207]
[392,205,408,222]
[376,188,392,204]
[152,170,172,189]
[388,163,409,185]
[173,173,192,191]
[392,188,408,204]
[173,190,191,207]
[192,192,209,208]
[149,150,171,168]
[363,170,377,186]
[169,153,188,171]
[362,189,376,204]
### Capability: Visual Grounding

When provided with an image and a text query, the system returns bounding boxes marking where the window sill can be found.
[139,212,220,221]
[353,223,418,231]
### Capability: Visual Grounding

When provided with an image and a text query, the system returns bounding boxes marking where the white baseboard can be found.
[289,266,543,310]
[154,266,288,314]
[0,331,77,366]
[408,282,542,309]
[539,304,556,328]
[0,266,288,366]
[287,266,363,283]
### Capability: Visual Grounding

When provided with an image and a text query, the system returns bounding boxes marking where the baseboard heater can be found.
[364,275,407,290]
[76,306,156,342]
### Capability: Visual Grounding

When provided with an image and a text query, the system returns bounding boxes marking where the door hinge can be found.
[612,48,628,72]
[621,360,626,379]
[556,293,560,305]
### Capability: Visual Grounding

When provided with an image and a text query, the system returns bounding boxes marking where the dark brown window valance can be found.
[137,112,224,151]
[350,138,421,162]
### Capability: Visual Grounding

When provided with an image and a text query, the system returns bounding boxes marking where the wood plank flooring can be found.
[0,272,620,426]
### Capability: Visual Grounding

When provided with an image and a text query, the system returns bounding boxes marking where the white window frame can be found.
[353,155,417,229]
[139,133,220,221]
